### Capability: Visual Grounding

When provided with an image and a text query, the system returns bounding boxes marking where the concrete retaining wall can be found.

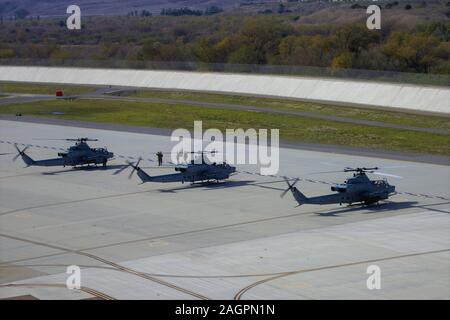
[0,66,449,114]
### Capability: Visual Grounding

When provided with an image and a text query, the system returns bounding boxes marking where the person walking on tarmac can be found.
[156,151,163,166]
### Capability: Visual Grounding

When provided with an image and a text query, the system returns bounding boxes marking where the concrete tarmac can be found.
[0,120,449,299]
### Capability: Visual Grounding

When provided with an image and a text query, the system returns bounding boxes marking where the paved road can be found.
[0,95,55,105]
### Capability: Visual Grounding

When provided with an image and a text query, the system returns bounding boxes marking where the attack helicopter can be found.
[13,138,114,168]
[115,151,236,184]
[281,167,397,206]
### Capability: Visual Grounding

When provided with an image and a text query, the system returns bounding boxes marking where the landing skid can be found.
[71,163,108,170]
[190,179,221,185]
[346,201,381,207]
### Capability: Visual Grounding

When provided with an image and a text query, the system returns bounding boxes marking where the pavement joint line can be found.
[2,139,450,201]
[0,232,210,300]
[0,283,116,300]
[1,204,448,267]
[233,248,450,300]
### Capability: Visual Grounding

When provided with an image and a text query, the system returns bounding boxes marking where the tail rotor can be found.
[113,157,146,179]
[280,176,299,198]
[13,144,30,162]
[128,157,142,179]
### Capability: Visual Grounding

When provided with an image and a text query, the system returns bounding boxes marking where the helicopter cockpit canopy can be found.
[371,179,389,186]
[93,147,108,153]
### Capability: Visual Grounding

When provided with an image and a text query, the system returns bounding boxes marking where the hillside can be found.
[1,0,448,19]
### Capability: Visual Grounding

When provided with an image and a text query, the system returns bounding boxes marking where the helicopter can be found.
[115,151,236,184]
[281,167,397,206]
[13,138,114,168]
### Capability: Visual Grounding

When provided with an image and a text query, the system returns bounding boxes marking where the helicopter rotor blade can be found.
[128,157,142,179]
[280,177,299,198]
[14,143,21,153]
[280,188,290,199]
[33,138,98,142]
[66,138,98,142]
[113,164,130,175]
[135,157,142,167]
[13,144,20,161]
[306,170,345,175]
[371,171,403,179]
[128,162,136,179]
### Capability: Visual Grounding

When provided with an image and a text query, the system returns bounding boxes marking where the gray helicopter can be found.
[281,167,397,206]
[115,151,236,184]
[14,138,114,168]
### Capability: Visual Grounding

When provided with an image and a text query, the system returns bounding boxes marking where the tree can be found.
[333,24,380,57]
[138,39,188,61]
[227,45,259,64]
[237,17,294,63]
[332,51,353,69]
[193,37,217,62]
[278,35,334,67]
[382,32,440,72]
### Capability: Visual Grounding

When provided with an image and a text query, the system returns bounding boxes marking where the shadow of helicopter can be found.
[317,201,418,217]
[317,200,450,217]
[156,179,287,193]
[40,164,127,175]
[157,180,257,193]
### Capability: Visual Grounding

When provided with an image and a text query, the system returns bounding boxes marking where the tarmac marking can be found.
[0,283,115,300]
[233,247,450,300]
[0,202,369,266]
[0,233,210,300]
[0,189,167,217]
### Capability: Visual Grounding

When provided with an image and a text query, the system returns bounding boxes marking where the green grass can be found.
[1,98,449,157]
[118,89,450,131]
[0,81,96,96]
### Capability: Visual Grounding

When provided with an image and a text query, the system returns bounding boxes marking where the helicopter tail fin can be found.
[291,187,309,206]
[136,167,152,183]
[281,177,309,206]
[13,144,35,166]
[21,153,36,166]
